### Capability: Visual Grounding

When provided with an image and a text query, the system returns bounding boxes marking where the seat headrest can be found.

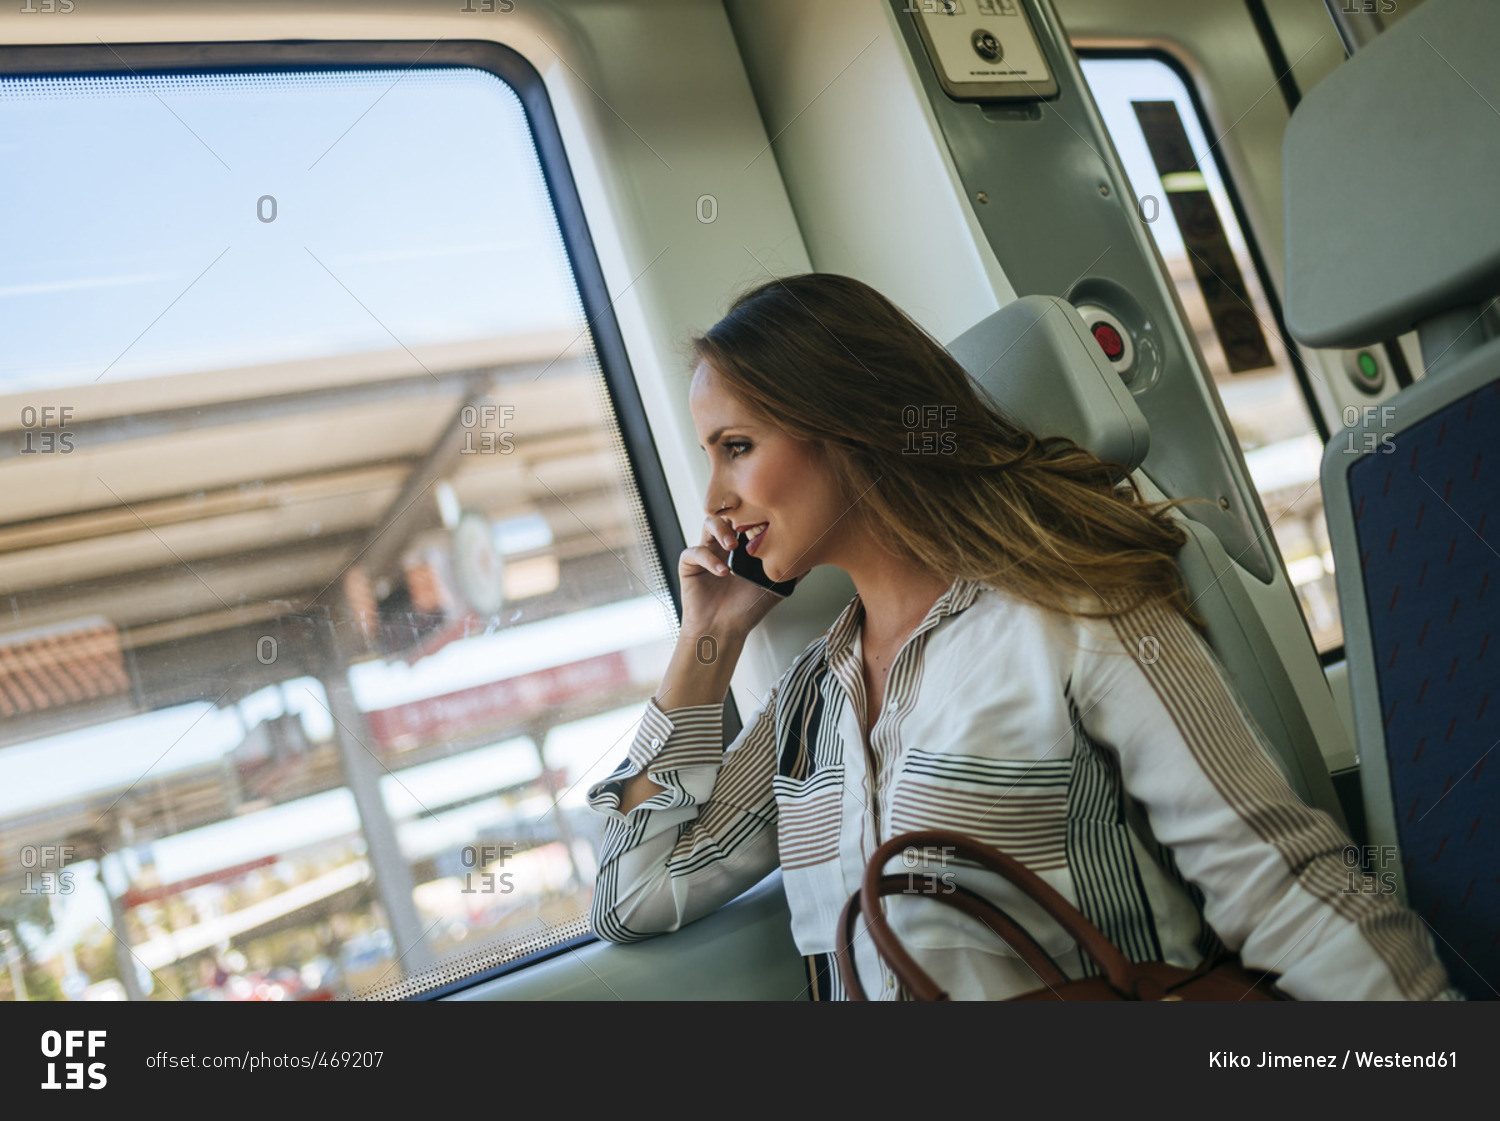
[1284,0,1500,347]
[947,295,1150,470]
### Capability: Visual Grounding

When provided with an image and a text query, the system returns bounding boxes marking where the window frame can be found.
[0,38,692,998]
[1076,46,1330,445]
[1076,45,1356,667]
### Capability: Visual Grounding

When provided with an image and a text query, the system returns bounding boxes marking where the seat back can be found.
[1320,347,1500,997]
[1287,0,1500,997]
[1283,0,1500,356]
[948,295,1346,824]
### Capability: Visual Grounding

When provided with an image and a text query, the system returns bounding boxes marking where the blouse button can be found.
[650,737,663,750]
[885,975,896,990]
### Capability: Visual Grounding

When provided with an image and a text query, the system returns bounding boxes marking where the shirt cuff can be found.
[586,697,725,812]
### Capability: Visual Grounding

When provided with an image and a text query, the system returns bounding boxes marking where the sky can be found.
[0,66,584,392]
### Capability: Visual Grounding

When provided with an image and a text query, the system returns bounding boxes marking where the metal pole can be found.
[99,856,147,1001]
[318,608,435,987]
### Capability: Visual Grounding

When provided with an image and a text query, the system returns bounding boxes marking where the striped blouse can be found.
[587,577,1455,1000]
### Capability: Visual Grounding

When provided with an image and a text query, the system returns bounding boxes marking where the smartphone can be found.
[728,530,798,597]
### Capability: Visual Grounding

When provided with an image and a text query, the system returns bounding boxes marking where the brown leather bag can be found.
[836,829,1287,1001]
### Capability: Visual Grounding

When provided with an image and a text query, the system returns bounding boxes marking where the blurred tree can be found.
[0,890,54,999]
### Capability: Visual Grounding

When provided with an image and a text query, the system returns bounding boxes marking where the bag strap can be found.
[837,875,1071,1000]
[855,830,1146,998]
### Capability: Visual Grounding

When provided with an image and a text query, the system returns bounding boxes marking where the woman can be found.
[586,273,1455,1000]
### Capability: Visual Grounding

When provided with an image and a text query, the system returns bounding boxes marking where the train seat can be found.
[948,295,1346,825]
[1286,0,1500,998]
[1319,345,1499,999]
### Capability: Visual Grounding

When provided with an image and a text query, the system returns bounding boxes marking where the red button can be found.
[1091,322,1125,361]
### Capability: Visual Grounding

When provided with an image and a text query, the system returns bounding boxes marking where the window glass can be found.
[1079,56,1342,654]
[0,66,674,1002]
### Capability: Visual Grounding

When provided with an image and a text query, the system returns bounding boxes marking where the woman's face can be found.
[689,359,852,583]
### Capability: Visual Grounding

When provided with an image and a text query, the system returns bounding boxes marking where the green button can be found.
[1357,351,1379,379]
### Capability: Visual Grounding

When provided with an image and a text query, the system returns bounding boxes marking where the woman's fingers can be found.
[683,544,729,577]
[702,514,737,552]
[678,514,784,634]
[684,515,736,575]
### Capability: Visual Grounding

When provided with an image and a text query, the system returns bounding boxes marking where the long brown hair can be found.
[690,273,1194,623]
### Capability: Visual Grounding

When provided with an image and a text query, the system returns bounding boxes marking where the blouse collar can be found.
[824,575,986,663]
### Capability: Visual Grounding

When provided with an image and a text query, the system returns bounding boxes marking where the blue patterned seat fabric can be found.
[1347,382,1500,997]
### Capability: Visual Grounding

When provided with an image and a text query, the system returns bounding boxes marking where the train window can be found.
[0,62,676,1001]
[1079,55,1343,655]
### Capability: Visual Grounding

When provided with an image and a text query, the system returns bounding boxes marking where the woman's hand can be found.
[679,514,788,637]
[617,514,784,815]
